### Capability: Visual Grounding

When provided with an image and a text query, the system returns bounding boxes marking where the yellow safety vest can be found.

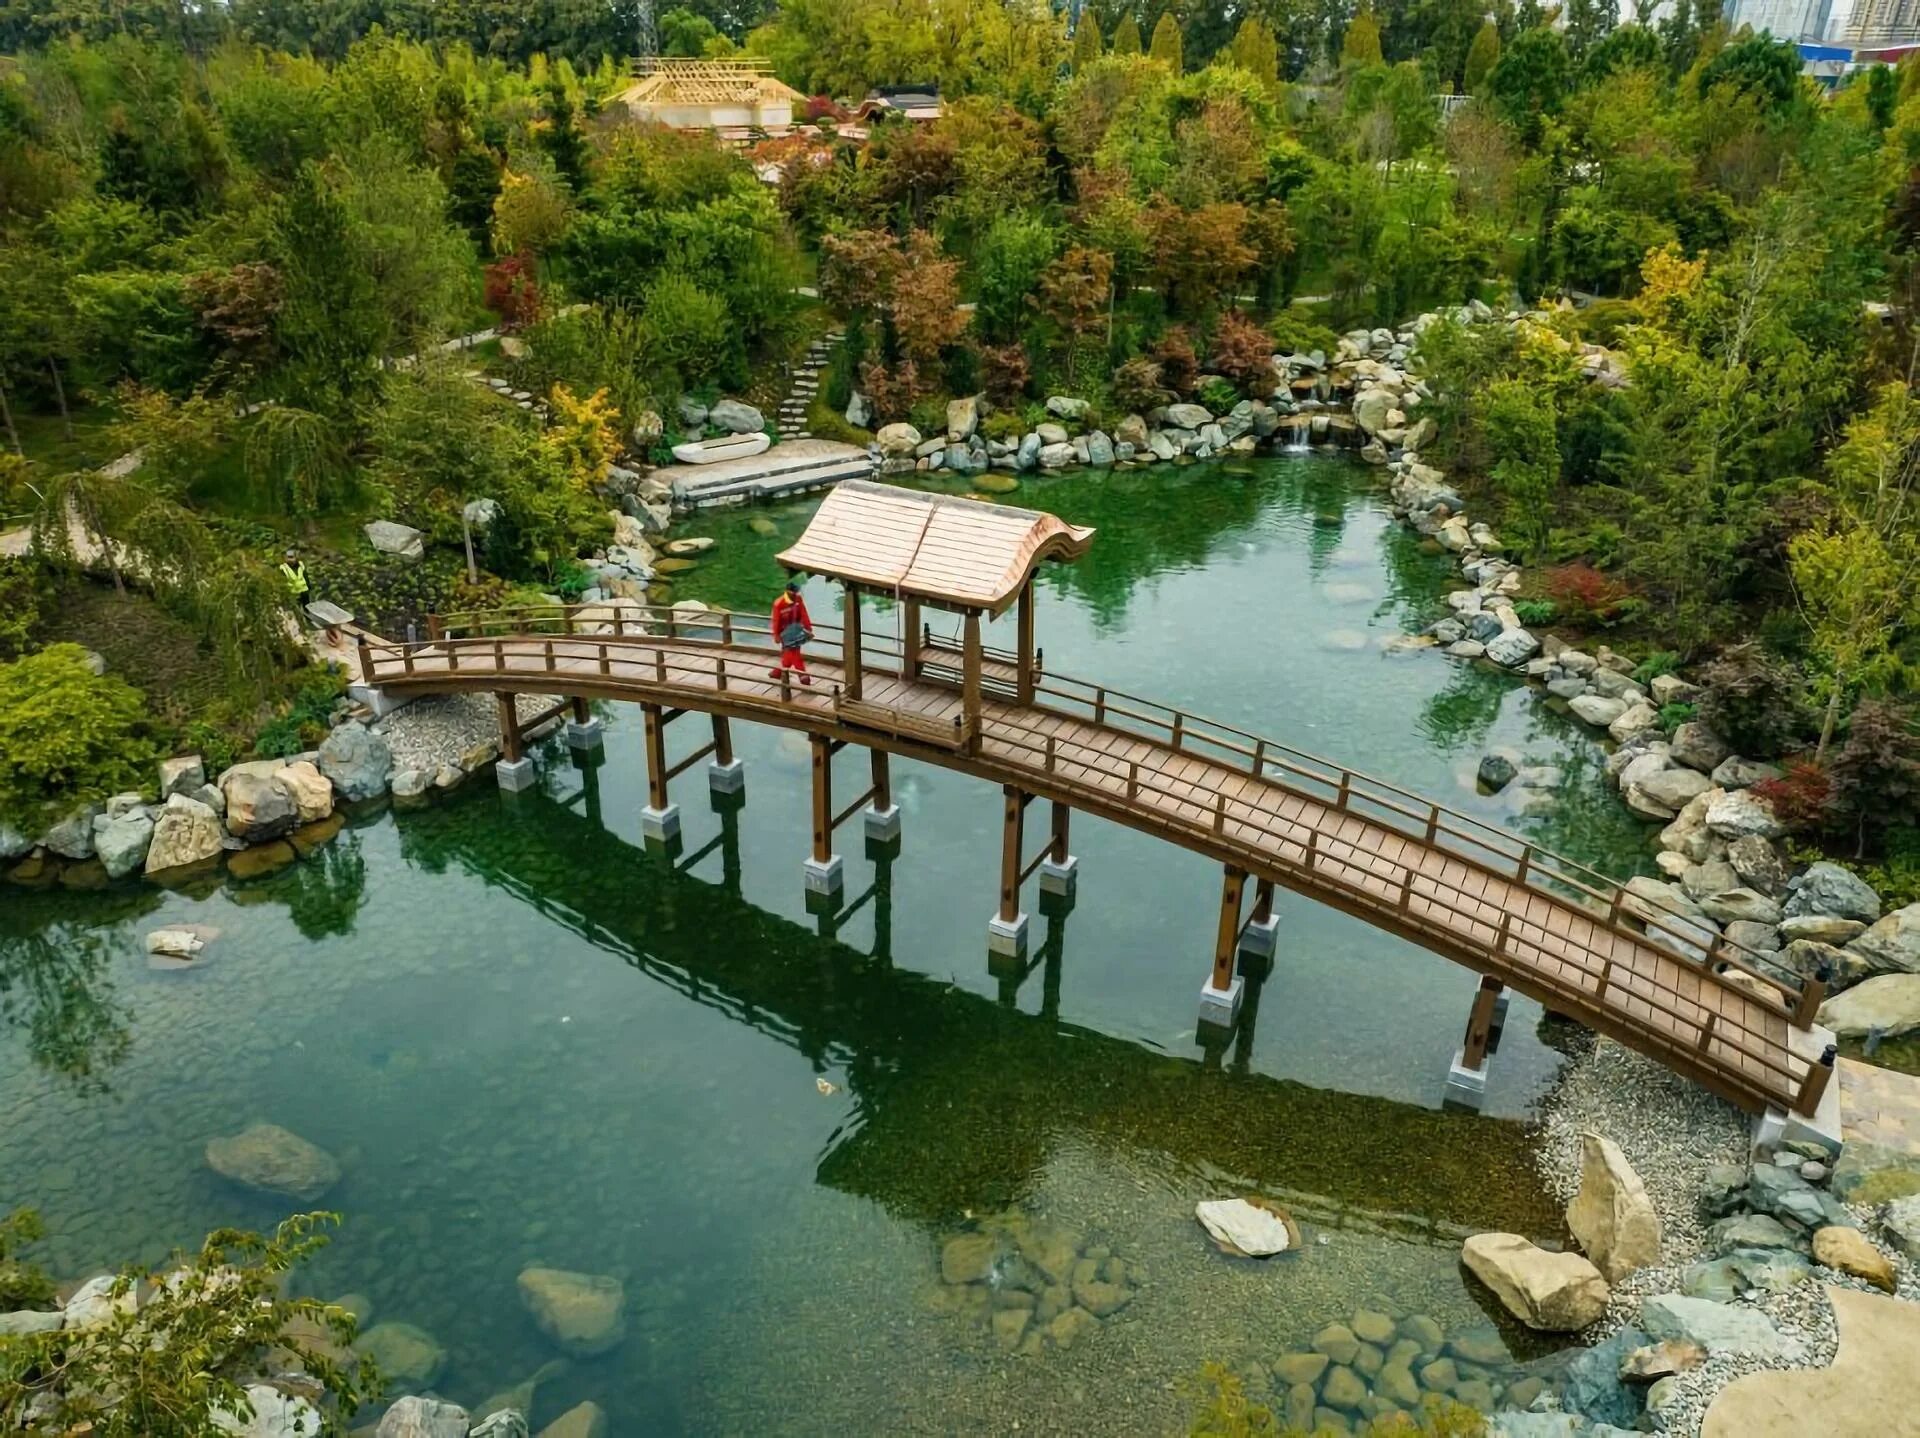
[280,562,309,598]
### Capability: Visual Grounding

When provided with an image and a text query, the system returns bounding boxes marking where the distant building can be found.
[1842,0,1920,46]
[1728,0,1833,38]
[853,85,944,123]
[615,59,805,134]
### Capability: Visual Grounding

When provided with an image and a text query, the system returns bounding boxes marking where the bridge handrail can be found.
[364,614,1817,1108]
[402,604,1801,995]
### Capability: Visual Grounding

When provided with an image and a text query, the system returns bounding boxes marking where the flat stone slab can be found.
[1840,1057,1920,1152]
[1702,1286,1920,1437]
[656,439,867,497]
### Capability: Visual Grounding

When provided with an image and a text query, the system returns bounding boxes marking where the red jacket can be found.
[773,592,811,646]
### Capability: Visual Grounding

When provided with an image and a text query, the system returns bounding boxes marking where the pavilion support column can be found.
[962,611,983,754]
[864,746,900,842]
[1016,581,1036,705]
[843,584,864,702]
[1444,976,1504,1110]
[988,785,1030,958]
[1237,877,1280,979]
[707,714,745,795]
[495,692,536,792]
[1037,799,1078,903]
[565,694,604,753]
[1199,865,1247,1028]
[902,596,922,680]
[803,732,843,895]
[639,701,681,842]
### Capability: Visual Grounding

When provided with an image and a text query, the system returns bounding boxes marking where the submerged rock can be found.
[356,1321,446,1390]
[376,1396,468,1437]
[517,1267,625,1357]
[212,1383,324,1437]
[204,1123,340,1201]
[1195,1198,1299,1257]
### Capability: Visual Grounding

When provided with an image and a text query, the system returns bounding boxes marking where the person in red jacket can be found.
[771,579,813,684]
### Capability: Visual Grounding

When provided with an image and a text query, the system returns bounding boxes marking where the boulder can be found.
[1812,1225,1896,1293]
[317,722,393,803]
[42,803,101,860]
[63,1274,135,1329]
[146,928,206,959]
[1708,1213,1800,1255]
[205,1123,340,1201]
[1711,755,1784,789]
[391,768,431,804]
[1681,1249,1812,1301]
[1165,402,1213,429]
[92,809,154,879]
[364,520,425,561]
[875,423,922,458]
[1728,835,1787,894]
[472,1413,530,1438]
[1085,430,1115,466]
[1698,888,1783,926]
[1147,430,1178,461]
[1460,1232,1610,1331]
[1639,1294,1803,1361]
[536,1403,608,1438]
[1883,1193,1920,1261]
[1486,628,1540,668]
[1650,674,1700,706]
[1115,414,1149,448]
[357,1322,446,1390]
[1566,1133,1662,1282]
[1195,1198,1296,1257]
[945,395,980,442]
[212,1384,324,1438]
[1785,863,1882,925]
[1849,902,1920,975]
[378,1397,470,1438]
[1780,915,1867,946]
[1554,1324,1648,1427]
[1478,755,1517,792]
[144,794,226,875]
[1570,695,1628,729]
[1669,723,1732,774]
[1636,768,1713,813]
[1038,442,1074,468]
[0,1309,63,1336]
[160,754,207,798]
[677,396,709,428]
[1705,790,1784,841]
[517,1267,626,1357]
[223,770,297,842]
[844,391,871,428]
[1045,395,1089,420]
[708,398,764,433]
[275,761,333,824]
[1819,974,1920,1038]
[1609,701,1661,742]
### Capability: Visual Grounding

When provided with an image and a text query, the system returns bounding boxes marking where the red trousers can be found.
[777,647,808,672]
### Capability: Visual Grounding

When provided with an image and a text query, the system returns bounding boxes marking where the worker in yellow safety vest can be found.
[280,549,310,600]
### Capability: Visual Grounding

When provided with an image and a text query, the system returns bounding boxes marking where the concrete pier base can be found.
[640,804,682,843]
[1038,854,1079,897]
[864,803,901,843]
[495,756,536,792]
[987,910,1030,958]
[565,718,604,752]
[1197,974,1244,1028]
[708,758,746,794]
[1236,914,1280,978]
[803,853,844,896]
[1444,1049,1489,1109]
[1752,1022,1844,1156]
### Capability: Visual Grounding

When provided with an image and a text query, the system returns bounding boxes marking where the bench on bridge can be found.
[836,692,975,751]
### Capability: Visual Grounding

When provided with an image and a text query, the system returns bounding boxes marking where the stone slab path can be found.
[1702,1285,1920,1436]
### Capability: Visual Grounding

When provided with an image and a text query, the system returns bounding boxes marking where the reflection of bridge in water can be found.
[405,758,1564,1240]
[365,482,1838,1142]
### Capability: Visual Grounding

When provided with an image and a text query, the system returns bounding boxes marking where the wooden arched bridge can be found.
[357,482,1836,1129]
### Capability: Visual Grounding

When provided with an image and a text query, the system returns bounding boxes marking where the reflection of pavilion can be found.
[402,757,1560,1239]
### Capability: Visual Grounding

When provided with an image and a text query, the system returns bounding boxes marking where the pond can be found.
[0,455,1658,1434]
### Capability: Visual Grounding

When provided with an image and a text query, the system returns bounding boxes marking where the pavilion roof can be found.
[776,480,1095,615]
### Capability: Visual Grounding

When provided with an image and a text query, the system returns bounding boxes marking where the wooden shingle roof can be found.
[776,481,1095,615]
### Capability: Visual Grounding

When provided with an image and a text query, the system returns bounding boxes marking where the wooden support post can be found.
[998,787,1024,924]
[496,692,524,764]
[843,583,863,702]
[1793,1043,1837,1118]
[1251,878,1275,925]
[639,702,674,838]
[871,747,892,811]
[1790,965,1830,1030]
[810,734,832,864]
[570,696,589,725]
[1212,867,1247,992]
[962,609,985,741]
[1049,801,1071,863]
[1460,977,1502,1071]
[902,596,922,679]
[707,713,744,795]
[863,746,900,841]
[1016,581,1036,705]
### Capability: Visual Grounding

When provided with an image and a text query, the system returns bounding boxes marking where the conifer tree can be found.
[1073,11,1105,70]
[1149,12,1184,70]
[1464,20,1502,92]
[1342,5,1383,66]
[1113,11,1143,53]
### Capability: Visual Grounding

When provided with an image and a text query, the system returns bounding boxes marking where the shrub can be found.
[0,558,50,661]
[482,254,542,329]
[639,271,735,392]
[250,666,347,760]
[1511,598,1556,626]
[1152,326,1200,395]
[1111,355,1169,414]
[1631,651,1680,687]
[1753,760,1832,836]
[1268,308,1340,359]
[1828,698,1920,851]
[1659,701,1697,734]
[1208,309,1278,395]
[1541,563,1633,624]
[0,1209,55,1310]
[1697,644,1811,759]
[0,645,157,830]
[979,341,1031,408]
[1198,377,1240,415]
[982,411,1026,443]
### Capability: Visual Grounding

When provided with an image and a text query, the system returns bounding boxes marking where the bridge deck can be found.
[365,608,1820,1117]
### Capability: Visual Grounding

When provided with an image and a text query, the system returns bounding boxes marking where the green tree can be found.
[1074,11,1105,70]
[1227,17,1280,87]
[1113,10,1143,54]
[1482,378,1558,558]
[271,161,385,420]
[0,645,156,830]
[974,211,1062,341]
[1150,11,1184,70]
[1341,5,1383,66]
[1463,20,1500,93]
[1487,26,1571,139]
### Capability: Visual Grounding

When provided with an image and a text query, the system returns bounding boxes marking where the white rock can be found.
[1566,1133,1661,1281]
[145,928,205,958]
[1195,1199,1294,1257]
[1461,1233,1610,1331]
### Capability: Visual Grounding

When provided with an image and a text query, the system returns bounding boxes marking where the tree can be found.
[0,1210,376,1434]
[1790,381,1920,759]
[1698,33,1801,113]
[1488,26,1571,139]
[271,162,385,420]
[974,211,1062,341]
[1150,12,1184,70]
[1341,5,1382,66]
[1227,17,1280,87]
[1113,11,1143,54]
[1033,245,1114,388]
[1074,11,1105,70]
[1208,309,1277,394]
[0,646,155,830]
[1463,20,1501,93]
[1482,378,1559,557]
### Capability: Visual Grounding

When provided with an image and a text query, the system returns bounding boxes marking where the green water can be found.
[0,457,1656,1434]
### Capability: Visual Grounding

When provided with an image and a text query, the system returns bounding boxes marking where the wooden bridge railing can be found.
[364,604,1824,1116]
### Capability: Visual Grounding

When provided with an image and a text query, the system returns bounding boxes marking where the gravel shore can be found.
[375,691,563,776]
[1533,1036,1913,1434]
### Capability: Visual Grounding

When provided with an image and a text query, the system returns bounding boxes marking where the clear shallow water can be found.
[0,457,1656,1433]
